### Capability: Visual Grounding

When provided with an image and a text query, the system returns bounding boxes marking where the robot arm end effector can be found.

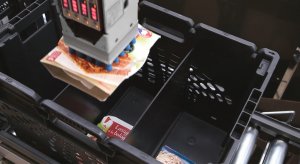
[57,0,139,69]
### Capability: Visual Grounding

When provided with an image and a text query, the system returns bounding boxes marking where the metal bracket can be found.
[261,111,295,124]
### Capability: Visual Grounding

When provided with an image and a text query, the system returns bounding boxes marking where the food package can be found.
[156,146,195,164]
[41,25,160,101]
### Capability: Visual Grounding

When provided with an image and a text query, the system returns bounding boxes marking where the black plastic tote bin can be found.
[0,1,196,163]
[0,22,279,164]
[121,23,279,163]
[0,1,280,163]
[0,71,117,163]
[0,0,65,98]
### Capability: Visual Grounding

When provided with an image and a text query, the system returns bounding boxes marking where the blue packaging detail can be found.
[156,146,195,164]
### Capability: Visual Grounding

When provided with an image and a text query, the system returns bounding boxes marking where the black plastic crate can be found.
[0,1,281,164]
[0,72,115,163]
[0,0,65,98]
[0,1,196,163]
[0,130,59,163]
[121,23,279,163]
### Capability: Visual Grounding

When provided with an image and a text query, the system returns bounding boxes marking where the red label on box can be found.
[106,122,131,141]
[47,50,61,61]
[99,116,132,141]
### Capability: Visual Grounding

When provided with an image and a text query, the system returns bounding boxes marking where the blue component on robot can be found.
[106,64,113,71]
[68,38,139,72]
[131,38,137,45]
[125,45,131,51]
[119,51,126,57]
[68,47,114,71]
[114,57,120,63]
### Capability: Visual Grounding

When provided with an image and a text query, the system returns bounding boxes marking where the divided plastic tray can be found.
[0,1,281,163]
[122,23,279,163]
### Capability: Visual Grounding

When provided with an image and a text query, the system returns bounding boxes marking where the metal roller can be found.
[259,139,288,164]
[232,126,259,164]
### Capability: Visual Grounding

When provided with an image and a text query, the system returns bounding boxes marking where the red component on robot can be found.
[62,0,69,9]
[71,0,78,13]
[80,1,88,16]
[90,4,98,21]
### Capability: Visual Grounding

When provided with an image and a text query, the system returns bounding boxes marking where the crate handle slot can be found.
[139,1,194,43]
[41,100,107,141]
[49,117,115,158]
[41,100,116,157]
[0,72,41,103]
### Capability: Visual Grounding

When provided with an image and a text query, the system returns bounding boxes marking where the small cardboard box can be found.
[41,50,113,101]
